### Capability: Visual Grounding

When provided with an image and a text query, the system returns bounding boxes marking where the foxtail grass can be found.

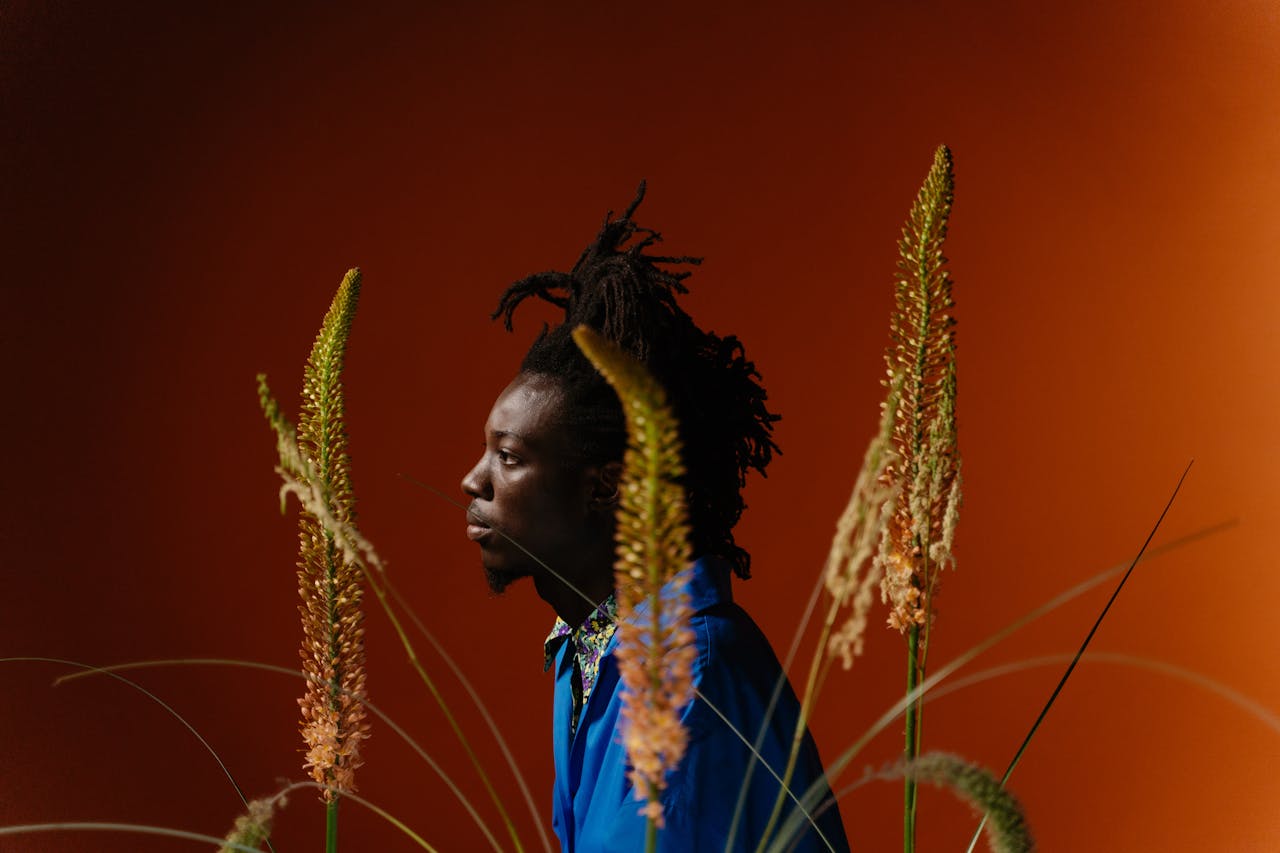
[573,325,696,848]
[257,268,368,853]
[880,144,960,853]
[261,272,533,851]
[904,754,1032,853]
[218,795,283,853]
[756,145,959,853]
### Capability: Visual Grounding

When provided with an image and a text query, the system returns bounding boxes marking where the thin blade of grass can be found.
[725,558,829,853]
[270,780,443,852]
[923,652,1280,736]
[768,516,1233,850]
[55,657,504,853]
[806,646,1279,834]
[0,782,441,853]
[404,474,605,853]
[0,823,270,852]
[691,685,837,853]
[964,461,1193,853]
[6,657,258,826]
[383,559,554,853]
[354,545,527,853]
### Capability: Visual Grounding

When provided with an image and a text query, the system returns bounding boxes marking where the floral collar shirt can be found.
[543,595,618,739]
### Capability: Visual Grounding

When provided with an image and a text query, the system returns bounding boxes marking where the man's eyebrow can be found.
[492,429,527,443]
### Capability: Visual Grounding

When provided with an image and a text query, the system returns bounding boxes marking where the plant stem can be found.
[326,797,338,853]
[646,816,658,853]
[361,568,526,852]
[755,594,842,852]
[903,623,920,853]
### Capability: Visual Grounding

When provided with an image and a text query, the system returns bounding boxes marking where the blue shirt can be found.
[547,557,851,852]
[545,596,619,739]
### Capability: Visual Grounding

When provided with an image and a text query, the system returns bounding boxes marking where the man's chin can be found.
[483,565,530,595]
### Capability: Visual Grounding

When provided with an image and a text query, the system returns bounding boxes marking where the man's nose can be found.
[461,457,488,499]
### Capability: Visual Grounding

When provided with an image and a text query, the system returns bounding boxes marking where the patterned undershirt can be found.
[543,595,619,738]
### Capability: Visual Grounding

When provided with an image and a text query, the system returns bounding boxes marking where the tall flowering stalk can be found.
[880,145,962,852]
[259,268,369,853]
[762,147,961,853]
[754,378,903,851]
[572,325,695,851]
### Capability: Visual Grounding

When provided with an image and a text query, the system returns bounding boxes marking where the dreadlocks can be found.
[491,182,780,579]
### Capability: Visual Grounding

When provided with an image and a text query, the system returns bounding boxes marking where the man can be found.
[462,185,849,852]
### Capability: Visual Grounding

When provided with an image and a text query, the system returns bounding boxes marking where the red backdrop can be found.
[5,2,1279,850]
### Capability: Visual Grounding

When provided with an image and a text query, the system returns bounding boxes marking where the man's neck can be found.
[534,568,614,628]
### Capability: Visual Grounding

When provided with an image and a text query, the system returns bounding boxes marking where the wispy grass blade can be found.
[691,686,837,853]
[769,517,1233,849]
[54,657,504,853]
[240,780,444,852]
[724,550,829,853]
[923,651,1280,736]
[964,462,1194,852]
[401,474,591,853]
[6,656,258,828]
[0,823,271,852]
[353,541,526,852]
[383,569,554,853]
[0,780,442,853]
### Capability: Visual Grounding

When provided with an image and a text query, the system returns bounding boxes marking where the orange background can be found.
[5,2,1279,850]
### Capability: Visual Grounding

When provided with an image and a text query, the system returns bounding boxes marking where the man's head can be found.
[461,371,621,595]
[462,183,779,597]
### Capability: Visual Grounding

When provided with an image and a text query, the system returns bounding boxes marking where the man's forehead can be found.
[485,373,569,444]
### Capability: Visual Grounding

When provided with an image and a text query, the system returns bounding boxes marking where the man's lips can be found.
[466,509,491,542]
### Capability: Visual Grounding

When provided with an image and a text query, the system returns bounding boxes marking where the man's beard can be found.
[484,564,530,594]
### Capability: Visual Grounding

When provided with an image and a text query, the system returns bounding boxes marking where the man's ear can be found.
[589,461,624,508]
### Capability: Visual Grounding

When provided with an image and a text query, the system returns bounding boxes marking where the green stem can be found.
[646,816,658,853]
[903,624,920,853]
[755,594,843,852]
[361,567,525,852]
[326,797,338,853]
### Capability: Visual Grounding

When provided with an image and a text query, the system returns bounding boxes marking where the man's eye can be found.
[496,449,518,466]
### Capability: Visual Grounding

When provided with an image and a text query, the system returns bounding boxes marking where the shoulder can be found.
[689,600,779,668]
[684,598,797,727]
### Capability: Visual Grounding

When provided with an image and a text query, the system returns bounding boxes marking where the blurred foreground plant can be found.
[573,325,696,852]
[880,144,961,851]
[258,267,369,853]
[761,145,961,853]
[259,269,540,853]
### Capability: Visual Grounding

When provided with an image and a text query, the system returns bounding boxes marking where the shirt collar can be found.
[540,556,735,669]
[542,594,619,672]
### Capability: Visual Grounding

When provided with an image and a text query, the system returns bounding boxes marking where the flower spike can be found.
[572,325,696,831]
[879,145,962,636]
[260,268,370,804]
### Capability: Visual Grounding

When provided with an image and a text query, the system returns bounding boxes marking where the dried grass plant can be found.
[571,326,696,850]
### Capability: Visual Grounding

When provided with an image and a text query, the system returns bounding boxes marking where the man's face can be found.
[461,372,595,593]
